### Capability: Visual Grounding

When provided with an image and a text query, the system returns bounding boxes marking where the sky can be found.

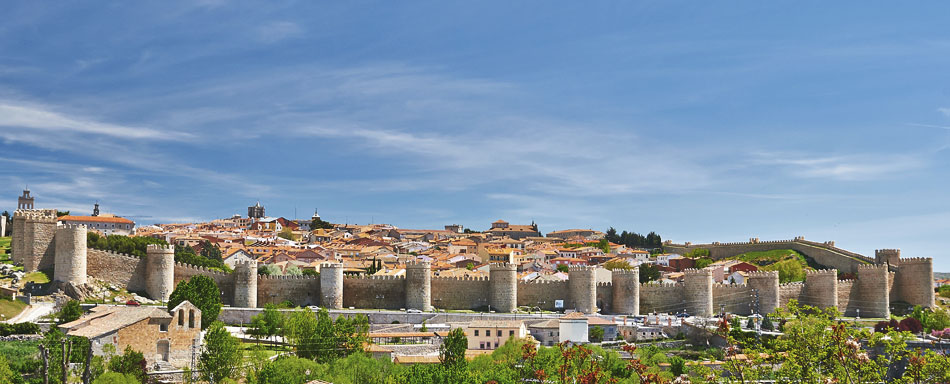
[2,2,950,269]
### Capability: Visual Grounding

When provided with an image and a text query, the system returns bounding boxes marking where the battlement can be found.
[13,209,57,220]
[612,268,640,276]
[857,263,889,271]
[261,274,319,280]
[780,282,805,287]
[876,249,901,256]
[433,275,489,282]
[746,271,779,279]
[146,244,175,252]
[596,281,612,287]
[520,279,566,284]
[713,282,747,288]
[898,257,933,265]
[320,262,343,269]
[56,223,86,231]
[642,281,681,288]
[345,274,406,280]
[683,268,713,276]
[805,269,838,277]
[406,261,431,269]
[567,265,597,272]
[234,260,258,268]
[489,262,517,270]
[173,261,229,276]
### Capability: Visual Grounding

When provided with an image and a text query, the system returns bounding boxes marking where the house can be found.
[550,257,587,267]
[466,320,527,350]
[545,229,605,240]
[59,215,136,236]
[448,239,478,255]
[527,319,560,346]
[655,254,683,267]
[223,249,255,268]
[586,316,619,342]
[60,302,202,369]
[558,312,589,344]
[485,220,541,240]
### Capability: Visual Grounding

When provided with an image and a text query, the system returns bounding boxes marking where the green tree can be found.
[311,216,334,230]
[694,257,713,269]
[439,328,468,368]
[639,263,661,283]
[58,300,83,324]
[278,227,295,240]
[258,264,281,276]
[285,265,303,276]
[247,304,284,346]
[594,238,610,253]
[92,372,140,384]
[669,356,686,376]
[199,322,243,384]
[107,346,146,383]
[168,275,221,329]
[602,259,632,271]
[556,264,569,273]
[0,355,15,384]
[589,326,605,342]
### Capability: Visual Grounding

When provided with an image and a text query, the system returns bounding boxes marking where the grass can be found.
[22,271,50,284]
[730,249,810,283]
[0,236,10,264]
[0,298,27,319]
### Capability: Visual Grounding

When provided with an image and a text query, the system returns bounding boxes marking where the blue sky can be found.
[2,2,950,269]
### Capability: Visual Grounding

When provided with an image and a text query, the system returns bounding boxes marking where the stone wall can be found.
[517,280,569,311]
[837,280,857,315]
[803,270,838,310]
[611,269,640,316]
[568,266,597,313]
[343,275,406,309]
[54,224,86,285]
[23,210,57,272]
[11,214,24,265]
[431,276,489,310]
[174,263,234,304]
[855,264,890,318]
[778,283,804,308]
[87,249,148,293]
[665,239,872,273]
[894,258,935,307]
[596,282,613,314]
[257,274,321,307]
[489,263,518,312]
[145,245,175,302]
[639,283,685,314]
[713,284,754,315]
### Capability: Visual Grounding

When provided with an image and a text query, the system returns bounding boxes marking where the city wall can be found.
[9,212,936,317]
[664,238,873,273]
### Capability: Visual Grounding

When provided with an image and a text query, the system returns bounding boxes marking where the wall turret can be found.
[18,209,57,272]
[11,212,26,265]
[611,268,639,315]
[568,265,597,314]
[746,271,779,314]
[405,261,432,311]
[146,244,175,302]
[489,263,517,312]
[683,268,714,317]
[54,224,87,285]
[857,264,890,318]
[803,269,838,311]
[895,258,935,308]
[320,263,344,309]
[234,260,259,308]
[875,249,900,266]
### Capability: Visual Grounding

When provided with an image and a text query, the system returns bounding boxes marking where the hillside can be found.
[728,249,812,283]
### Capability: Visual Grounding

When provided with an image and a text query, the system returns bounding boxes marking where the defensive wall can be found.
[664,237,874,273]
[10,209,936,317]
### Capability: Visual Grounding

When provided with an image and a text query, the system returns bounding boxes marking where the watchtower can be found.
[568,265,597,314]
[857,264,890,318]
[233,260,259,308]
[875,249,900,266]
[746,271,780,314]
[489,263,517,312]
[683,268,714,317]
[320,263,344,309]
[146,244,176,302]
[611,267,640,315]
[803,269,838,311]
[54,224,87,285]
[895,258,935,308]
[405,261,432,311]
[19,209,57,272]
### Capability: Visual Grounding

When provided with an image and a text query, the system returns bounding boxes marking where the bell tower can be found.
[17,188,34,209]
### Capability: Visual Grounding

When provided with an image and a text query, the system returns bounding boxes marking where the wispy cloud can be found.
[0,101,191,140]
[754,152,923,181]
[939,107,950,118]
[255,21,303,43]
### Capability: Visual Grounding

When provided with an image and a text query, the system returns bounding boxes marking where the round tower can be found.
[146,244,176,302]
[895,258,935,308]
[489,262,517,313]
[405,261,432,311]
[683,268,714,317]
[54,224,87,285]
[875,249,901,266]
[803,269,838,311]
[233,260,259,308]
[320,262,344,309]
[857,264,890,318]
[10,211,26,265]
[568,266,597,314]
[746,271,780,315]
[611,267,640,315]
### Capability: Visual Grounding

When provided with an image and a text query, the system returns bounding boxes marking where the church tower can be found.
[17,188,34,210]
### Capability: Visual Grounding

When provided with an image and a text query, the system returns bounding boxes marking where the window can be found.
[178,310,184,326]
[160,323,168,332]
[495,342,499,348]
[509,330,514,336]
[188,310,195,328]
[496,330,501,337]
[479,342,485,349]
[474,330,479,336]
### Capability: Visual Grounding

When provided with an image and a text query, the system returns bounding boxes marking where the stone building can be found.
[17,188,34,209]
[248,201,265,219]
[60,301,202,369]
[486,220,540,240]
[58,215,135,236]
[466,319,527,350]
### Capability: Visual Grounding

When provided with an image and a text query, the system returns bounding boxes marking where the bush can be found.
[0,322,40,336]
[899,317,924,334]
[92,372,140,384]
[108,346,146,383]
[58,300,83,324]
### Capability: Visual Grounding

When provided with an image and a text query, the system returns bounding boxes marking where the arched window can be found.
[189,310,195,328]
[178,310,184,326]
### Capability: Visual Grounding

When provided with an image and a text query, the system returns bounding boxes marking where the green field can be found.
[0,298,26,319]
[0,236,10,263]
[731,249,811,283]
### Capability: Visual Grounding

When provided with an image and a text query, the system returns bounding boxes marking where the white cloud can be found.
[0,101,191,140]
[754,153,923,181]
[939,107,950,118]
[255,21,303,43]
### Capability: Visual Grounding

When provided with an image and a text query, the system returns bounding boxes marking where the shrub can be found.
[0,322,40,336]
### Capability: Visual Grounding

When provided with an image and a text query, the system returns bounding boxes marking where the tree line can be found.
[605,228,663,250]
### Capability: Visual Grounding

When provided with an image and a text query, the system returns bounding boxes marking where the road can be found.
[6,302,54,323]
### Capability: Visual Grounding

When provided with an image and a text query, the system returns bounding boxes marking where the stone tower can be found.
[875,249,900,266]
[54,224,87,285]
[146,244,176,302]
[857,264,890,318]
[746,271,780,315]
[611,267,640,315]
[405,261,432,311]
[10,212,25,265]
[683,268,714,317]
[489,262,517,313]
[17,188,34,209]
[569,266,598,314]
[19,209,57,272]
[233,260,259,308]
[248,201,265,219]
[320,262,344,309]
[803,269,838,311]
[895,257,935,308]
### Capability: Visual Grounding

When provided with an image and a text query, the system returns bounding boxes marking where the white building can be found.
[558,312,589,344]
[59,215,135,236]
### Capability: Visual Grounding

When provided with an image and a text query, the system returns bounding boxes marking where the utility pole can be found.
[39,344,49,384]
